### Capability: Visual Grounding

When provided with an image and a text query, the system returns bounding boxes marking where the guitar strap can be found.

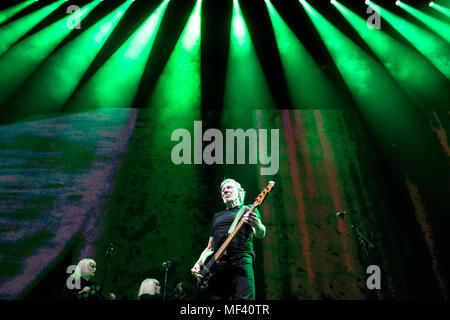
[227,205,247,235]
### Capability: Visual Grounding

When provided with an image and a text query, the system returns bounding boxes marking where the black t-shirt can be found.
[209,205,261,258]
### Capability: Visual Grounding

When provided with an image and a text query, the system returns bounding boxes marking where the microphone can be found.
[336,211,350,218]
[162,261,172,268]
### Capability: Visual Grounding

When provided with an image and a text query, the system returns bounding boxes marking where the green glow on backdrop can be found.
[0,0,66,56]
[265,0,342,108]
[299,1,427,154]
[331,0,449,108]
[0,0,37,25]
[9,0,132,119]
[148,0,202,123]
[430,2,450,18]
[66,0,170,112]
[367,1,450,79]
[0,0,101,107]
[223,0,274,127]
[397,1,450,43]
[140,2,203,254]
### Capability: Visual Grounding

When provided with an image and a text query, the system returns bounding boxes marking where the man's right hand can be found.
[191,262,203,279]
[78,286,91,295]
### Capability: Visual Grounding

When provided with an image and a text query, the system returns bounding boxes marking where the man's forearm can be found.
[253,219,266,239]
[196,248,213,266]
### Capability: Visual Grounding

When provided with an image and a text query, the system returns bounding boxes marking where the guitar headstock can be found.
[254,181,275,206]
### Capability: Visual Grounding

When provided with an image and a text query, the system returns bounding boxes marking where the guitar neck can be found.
[214,203,257,261]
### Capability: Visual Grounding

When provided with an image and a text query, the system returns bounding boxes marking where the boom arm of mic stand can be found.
[343,215,375,248]
[339,214,383,300]
[352,225,375,249]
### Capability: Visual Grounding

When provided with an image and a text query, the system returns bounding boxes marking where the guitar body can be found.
[197,236,228,291]
[197,253,222,291]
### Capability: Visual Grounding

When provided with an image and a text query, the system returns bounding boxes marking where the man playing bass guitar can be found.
[191,178,266,300]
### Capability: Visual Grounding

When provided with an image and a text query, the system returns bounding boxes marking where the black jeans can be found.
[208,253,255,300]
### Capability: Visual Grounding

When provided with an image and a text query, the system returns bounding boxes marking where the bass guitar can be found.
[197,181,275,290]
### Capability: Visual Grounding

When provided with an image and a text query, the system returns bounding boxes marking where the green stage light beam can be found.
[142,0,203,246]
[397,1,450,43]
[148,0,202,124]
[67,0,170,112]
[0,0,37,25]
[0,0,66,56]
[265,0,343,108]
[367,1,450,79]
[0,0,101,106]
[140,1,203,278]
[299,0,316,17]
[430,2,450,18]
[299,1,435,180]
[223,0,275,127]
[8,0,132,120]
[331,0,449,108]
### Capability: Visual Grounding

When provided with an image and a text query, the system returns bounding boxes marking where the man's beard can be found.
[223,196,238,205]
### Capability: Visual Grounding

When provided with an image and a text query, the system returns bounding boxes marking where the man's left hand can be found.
[242,211,259,227]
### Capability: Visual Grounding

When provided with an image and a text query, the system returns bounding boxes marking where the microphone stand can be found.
[340,214,383,300]
[162,262,171,301]
[98,243,113,300]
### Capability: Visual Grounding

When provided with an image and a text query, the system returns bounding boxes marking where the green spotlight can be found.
[299,0,434,170]
[223,0,275,127]
[66,0,170,112]
[299,0,317,17]
[132,2,202,252]
[429,2,450,18]
[331,0,449,108]
[143,0,203,210]
[368,1,450,78]
[148,0,202,123]
[0,0,102,107]
[8,0,132,120]
[397,1,450,43]
[0,0,66,56]
[0,0,37,25]
[299,2,447,245]
[265,0,343,108]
